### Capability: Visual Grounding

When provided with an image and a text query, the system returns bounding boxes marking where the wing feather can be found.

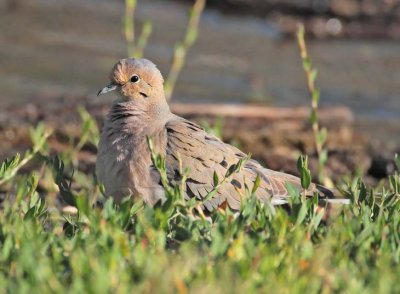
[164,116,331,212]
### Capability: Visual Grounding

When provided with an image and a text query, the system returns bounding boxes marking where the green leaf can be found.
[1,236,13,260]
[213,171,219,187]
[28,123,45,147]
[285,182,300,199]
[311,89,320,104]
[319,149,328,166]
[297,156,311,190]
[75,194,90,216]
[130,200,144,217]
[295,201,308,226]
[301,168,311,190]
[310,110,317,124]
[310,69,318,84]
[252,174,261,195]
[310,208,324,232]
[0,153,21,179]
[24,207,36,221]
[302,57,312,71]
[317,128,328,146]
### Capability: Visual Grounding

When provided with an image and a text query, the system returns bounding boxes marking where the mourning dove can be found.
[96,58,345,211]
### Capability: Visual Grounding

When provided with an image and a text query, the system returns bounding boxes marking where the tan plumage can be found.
[96,58,343,211]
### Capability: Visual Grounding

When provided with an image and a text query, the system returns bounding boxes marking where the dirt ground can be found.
[0,0,399,184]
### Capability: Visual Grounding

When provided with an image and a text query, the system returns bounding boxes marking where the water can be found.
[0,0,399,143]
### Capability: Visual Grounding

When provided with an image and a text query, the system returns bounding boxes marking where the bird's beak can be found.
[97,83,118,96]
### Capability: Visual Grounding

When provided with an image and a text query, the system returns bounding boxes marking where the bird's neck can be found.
[104,99,172,135]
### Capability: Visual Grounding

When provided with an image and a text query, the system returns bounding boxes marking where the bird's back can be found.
[164,116,333,211]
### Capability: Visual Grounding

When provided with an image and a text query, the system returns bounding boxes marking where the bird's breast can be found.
[96,128,146,200]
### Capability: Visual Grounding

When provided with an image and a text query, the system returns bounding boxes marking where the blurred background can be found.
[0,0,399,183]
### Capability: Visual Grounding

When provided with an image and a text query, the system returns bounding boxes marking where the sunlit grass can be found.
[0,116,399,293]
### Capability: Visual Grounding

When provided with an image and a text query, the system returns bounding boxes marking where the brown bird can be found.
[96,58,346,211]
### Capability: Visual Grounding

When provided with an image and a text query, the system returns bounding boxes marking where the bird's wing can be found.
[164,117,328,211]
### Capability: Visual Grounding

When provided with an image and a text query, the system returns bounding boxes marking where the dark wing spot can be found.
[231,179,242,189]
[185,120,203,129]
[205,135,219,142]
[258,172,271,185]
[193,156,205,162]
[166,127,175,134]
[173,169,182,182]
[220,159,228,168]
[171,153,179,161]
[187,125,199,132]
[186,186,198,199]
[186,178,206,185]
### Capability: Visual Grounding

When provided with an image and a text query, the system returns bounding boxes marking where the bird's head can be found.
[98,58,165,101]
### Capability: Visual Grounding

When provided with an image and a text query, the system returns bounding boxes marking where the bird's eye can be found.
[130,74,140,83]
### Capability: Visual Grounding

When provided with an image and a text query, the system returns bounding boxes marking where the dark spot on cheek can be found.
[140,92,148,98]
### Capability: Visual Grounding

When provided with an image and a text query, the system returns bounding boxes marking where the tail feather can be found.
[316,185,350,205]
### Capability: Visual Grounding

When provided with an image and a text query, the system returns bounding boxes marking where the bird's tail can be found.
[316,184,350,205]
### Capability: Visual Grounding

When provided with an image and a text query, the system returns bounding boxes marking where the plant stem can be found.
[0,131,51,186]
[296,24,328,184]
[164,0,206,101]
[124,0,137,58]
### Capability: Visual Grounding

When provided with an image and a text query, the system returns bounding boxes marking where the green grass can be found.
[0,118,399,293]
[0,14,399,291]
